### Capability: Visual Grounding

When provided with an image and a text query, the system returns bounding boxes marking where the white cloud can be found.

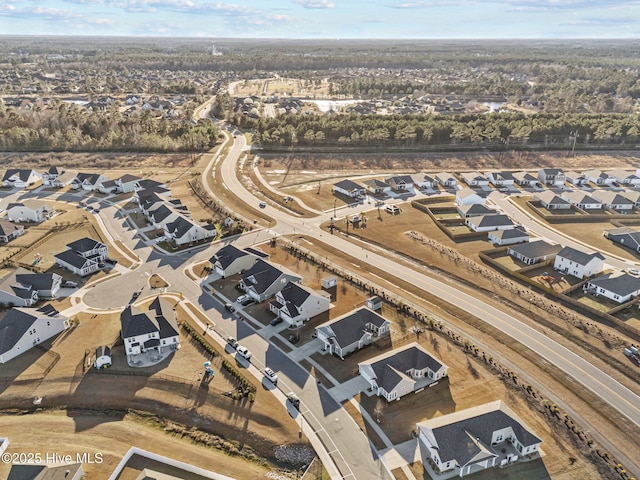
[294,0,335,8]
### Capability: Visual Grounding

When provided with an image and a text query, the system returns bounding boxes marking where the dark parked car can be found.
[224,303,235,312]
[105,258,117,265]
[270,317,284,326]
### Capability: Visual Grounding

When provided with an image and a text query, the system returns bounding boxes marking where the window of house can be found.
[495,434,503,442]
[47,321,50,326]
[614,295,619,300]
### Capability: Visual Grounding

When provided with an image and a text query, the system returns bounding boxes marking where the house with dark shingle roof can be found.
[54,237,108,277]
[534,191,570,210]
[333,179,366,198]
[363,179,391,195]
[561,191,602,210]
[385,175,414,191]
[70,172,110,191]
[591,191,634,211]
[315,307,390,359]
[507,240,561,265]
[512,171,539,187]
[0,305,68,364]
[42,166,76,188]
[465,214,515,232]
[584,272,640,303]
[414,174,437,189]
[359,342,448,401]
[163,215,217,246]
[209,244,259,278]
[1,168,41,188]
[115,173,142,193]
[7,462,84,480]
[147,203,182,229]
[537,168,566,186]
[269,281,330,327]
[239,259,302,302]
[121,297,179,357]
[553,246,605,279]
[417,400,542,478]
[457,204,497,218]
[604,226,640,252]
[487,171,515,187]
[487,226,529,246]
[0,219,24,243]
[0,267,62,306]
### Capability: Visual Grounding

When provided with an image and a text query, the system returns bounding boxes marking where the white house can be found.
[333,179,366,198]
[465,214,515,232]
[94,345,112,369]
[561,191,602,210]
[239,259,302,303]
[435,172,457,187]
[553,246,605,279]
[414,174,437,189]
[584,169,616,186]
[584,272,640,303]
[163,215,217,246]
[604,226,640,252]
[564,171,589,186]
[591,191,634,211]
[1,169,41,188]
[507,240,562,265]
[460,171,489,187]
[121,297,180,357]
[115,174,143,193]
[269,281,331,327]
[385,175,414,191]
[71,172,111,191]
[487,171,515,187]
[0,305,69,364]
[0,267,62,306]
[147,204,183,230]
[209,244,260,278]
[359,342,448,401]
[488,226,529,246]
[316,307,390,359]
[512,172,539,187]
[534,191,570,210]
[0,219,24,243]
[610,170,640,185]
[537,168,566,186]
[457,204,496,218]
[6,201,52,223]
[54,237,108,277]
[363,179,391,195]
[456,188,485,206]
[417,400,542,478]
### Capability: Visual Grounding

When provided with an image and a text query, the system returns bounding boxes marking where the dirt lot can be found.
[232,77,332,99]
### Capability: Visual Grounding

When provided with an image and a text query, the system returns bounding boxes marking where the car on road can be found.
[224,302,235,312]
[227,337,238,349]
[62,280,78,288]
[259,201,267,208]
[236,346,252,360]
[287,392,300,409]
[628,268,640,276]
[270,317,284,326]
[263,367,278,384]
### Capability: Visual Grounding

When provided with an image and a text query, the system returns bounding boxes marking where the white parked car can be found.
[263,367,278,384]
[236,346,252,360]
[628,268,640,276]
[236,294,251,304]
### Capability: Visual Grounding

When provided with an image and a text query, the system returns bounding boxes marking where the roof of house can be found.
[513,171,538,181]
[73,172,105,185]
[117,173,142,184]
[148,296,179,339]
[7,462,83,480]
[318,307,388,349]
[67,237,105,253]
[54,250,94,269]
[564,171,587,180]
[137,178,165,190]
[121,305,159,338]
[535,191,570,206]
[46,166,60,175]
[165,215,197,238]
[2,169,37,182]
[556,246,604,265]
[488,226,528,240]
[0,306,62,357]
[592,191,634,206]
[210,244,253,269]
[274,281,315,317]
[435,172,456,182]
[334,179,365,191]
[0,218,22,236]
[7,200,50,211]
[562,191,601,205]
[605,227,640,250]
[587,272,640,297]
[488,171,515,181]
[539,168,564,176]
[457,187,485,199]
[508,240,562,259]
[242,259,298,295]
[363,179,390,188]
[457,204,496,216]
[385,175,413,185]
[584,169,612,180]
[149,204,178,223]
[468,214,514,228]
[460,171,487,183]
[418,400,542,466]
[361,342,445,393]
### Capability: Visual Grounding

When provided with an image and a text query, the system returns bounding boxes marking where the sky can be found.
[1,0,639,39]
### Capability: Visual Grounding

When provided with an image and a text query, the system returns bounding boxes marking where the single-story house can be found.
[456,188,486,206]
[71,172,111,191]
[98,179,119,194]
[607,170,640,186]
[0,305,69,364]
[553,246,605,279]
[584,169,616,186]
[460,171,489,187]
[417,400,542,478]
[537,168,566,186]
[121,297,180,357]
[584,272,640,303]
[0,267,62,306]
[359,342,448,401]
[363,179,391,195]
[269,281,331,327]
[561,191,602,210]
[564,171,589,186]
[42,166,75,187]
[507,240,562,265]
[315,307,390,359]
[116,174,143,193]
[488,226,529,246]
[6,201,52,223]
[465,214,515,233]
[622,190,640,207]
[2,168,41,188]
[209,244,259,278]
[333,179,366,198]
[385,175,414,191]
[0,219,24,243]
[487,171,515,187]
[512,172,539,187]
[604,226,640,252]
[414,174,437,189]
[163,215,217,246]
[591,191,634,211]
[457,204,497,218]
[239,259,302,303]
[435,172,457,187]
[534,191,570,210]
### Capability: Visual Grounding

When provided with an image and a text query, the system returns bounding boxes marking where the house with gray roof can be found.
[363,179,391,195]
[487,171,515,187]
[385,175,414,191]
[584,272,640,303]
[359,342,448,401]
[487,226,529,246]
[604,226,640,252]
[7,462,83,480]
[465,214,515,232]
[209,244,259,278]
[54,236,108,277]
[460,171,489,187]
[609,170,640,186]
[147,203,183,229]
[1,168,41,188]
[71,172,110,191]
[316,307,390,359]
[0,219,24,243]
[591,191,634,211]
[121,297,179,359]
[115,173,142,193]
[6,200,52,223]
[163,215,217,246]
[554,246,605,279]
[534,191,570,210]
[0,267,62,306]
[622,190,640,207]
[0,305,69,364]
[507,240,561,265]
[269,281,330,327]
[561,191,602,210]
[456,188,486,206]
[435,172,457,187]
[42,167,76,188]
[417,400,542,478]
[457,204,497,218]
[584,169,616,186]
[537,168,566,186]
[512,171,539,187]
[414,174,437,189]
[564,171,589,186]
[239,259,302,302]
[333,179,366,198]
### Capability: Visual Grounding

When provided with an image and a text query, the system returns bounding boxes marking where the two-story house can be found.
[269,281,331,327]
[553,246,604,279]
[120,297,180,358]
[239,259,302,303]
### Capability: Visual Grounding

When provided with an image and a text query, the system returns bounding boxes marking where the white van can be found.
[385,204,400,214]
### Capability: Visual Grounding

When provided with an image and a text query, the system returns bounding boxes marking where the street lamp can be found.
[333,198,337,218]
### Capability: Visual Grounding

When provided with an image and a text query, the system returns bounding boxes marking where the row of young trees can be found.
[237,112,640,150]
